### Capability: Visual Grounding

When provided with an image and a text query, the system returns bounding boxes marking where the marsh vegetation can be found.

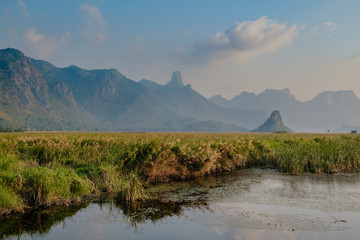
[1,132,360,216]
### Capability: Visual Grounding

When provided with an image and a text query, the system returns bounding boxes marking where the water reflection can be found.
[0,203,89,239]
[118,199,209,226]
[2,169,360,240]
[0,198,210,239]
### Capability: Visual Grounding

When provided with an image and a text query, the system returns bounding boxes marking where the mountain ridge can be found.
[210,88,360,132]
[2,47,360,132]
[0,48,266,131]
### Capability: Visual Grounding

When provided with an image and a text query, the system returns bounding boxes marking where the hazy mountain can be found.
[138,79,163,90]
[210,91,268,111]
[0,48,266,131]
[210,88,300,112]
[258,88,301,110]
[166,71,184,88]
[0,48,99,130]
[210,88,360,132]
[251,110,293,133]
[137,71,267,129]
[4,47,357,132]
[208,95,230,109]
[300,90,360,132]
[154,82,265,129]
[32,60,189,130]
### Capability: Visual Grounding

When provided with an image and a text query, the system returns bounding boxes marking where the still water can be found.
[2,169,360,239]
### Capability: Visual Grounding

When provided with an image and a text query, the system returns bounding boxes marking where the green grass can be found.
[0,184,21,210]
[1,132,360,216]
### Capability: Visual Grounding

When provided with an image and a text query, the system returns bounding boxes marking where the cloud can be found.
[24,28,69,58]
[312,22,336,37]
[174,16,297,65]
[17,0,30,17]
[80,3,108,44]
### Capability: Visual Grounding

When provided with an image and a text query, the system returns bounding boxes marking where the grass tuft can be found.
[118,172,148,202]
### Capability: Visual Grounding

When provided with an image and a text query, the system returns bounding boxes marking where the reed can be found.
[1,132,360,216]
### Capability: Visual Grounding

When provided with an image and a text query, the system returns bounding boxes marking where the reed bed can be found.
[1,132,360,216]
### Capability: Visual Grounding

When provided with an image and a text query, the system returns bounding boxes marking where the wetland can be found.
[2,169,360,239]
[1,132,360,239]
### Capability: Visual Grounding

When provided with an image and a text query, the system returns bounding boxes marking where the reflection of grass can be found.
[0,198,209,238]
[1,132,360,215]
[0,202,88,238]
[115,199,210,231]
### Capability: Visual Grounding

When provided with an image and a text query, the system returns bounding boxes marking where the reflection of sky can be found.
[13,171,360,240]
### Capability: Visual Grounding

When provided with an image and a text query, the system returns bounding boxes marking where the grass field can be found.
[1,132,360,216]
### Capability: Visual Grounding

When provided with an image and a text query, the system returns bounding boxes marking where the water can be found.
[2,169,360,239]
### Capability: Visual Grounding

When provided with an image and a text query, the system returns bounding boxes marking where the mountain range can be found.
[0,48,265,132]
[210,89,360,132]
[1,48,359,132]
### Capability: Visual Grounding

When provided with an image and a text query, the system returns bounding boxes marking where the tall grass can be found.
[1,132,360,216]
[272,135,360,174]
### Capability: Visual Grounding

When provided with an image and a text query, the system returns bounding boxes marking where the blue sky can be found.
[1,0,360,101]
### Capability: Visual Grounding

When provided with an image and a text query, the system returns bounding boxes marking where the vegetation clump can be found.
[1,132,360,216]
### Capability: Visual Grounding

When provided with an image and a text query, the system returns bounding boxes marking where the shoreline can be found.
[1,132,360,218]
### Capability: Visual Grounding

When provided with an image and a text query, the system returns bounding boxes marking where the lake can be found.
[2,169,360,239]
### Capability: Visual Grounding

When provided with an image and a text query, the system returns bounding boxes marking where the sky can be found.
[1,0,360,101]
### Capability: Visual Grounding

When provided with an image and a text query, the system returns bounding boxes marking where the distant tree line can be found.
[0,126,24,132]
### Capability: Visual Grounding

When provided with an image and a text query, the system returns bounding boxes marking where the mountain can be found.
[210,88,300,112]
[4,47,357,133]
[210,88,360,132]
[213,91,268,110]
[0,48,266,131]
[33,61,174,130]
[137,72,267,129]
[166,71,184,88]
[209,88,302,130]
[0,48,99,130]
[299,90,360,132]
[257,88,301,110]
[251,110,293,133]
[208,95,230,109]
[138,79,162,90]
[155,83,265,129]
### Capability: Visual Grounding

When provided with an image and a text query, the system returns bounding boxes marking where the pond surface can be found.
[2,169,360,240]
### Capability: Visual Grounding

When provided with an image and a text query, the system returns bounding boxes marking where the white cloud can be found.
[17,0,30,17]
[24,28,69,58]
[312,22,336,37]
[175,16,297,65]
[80,3,108,44]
